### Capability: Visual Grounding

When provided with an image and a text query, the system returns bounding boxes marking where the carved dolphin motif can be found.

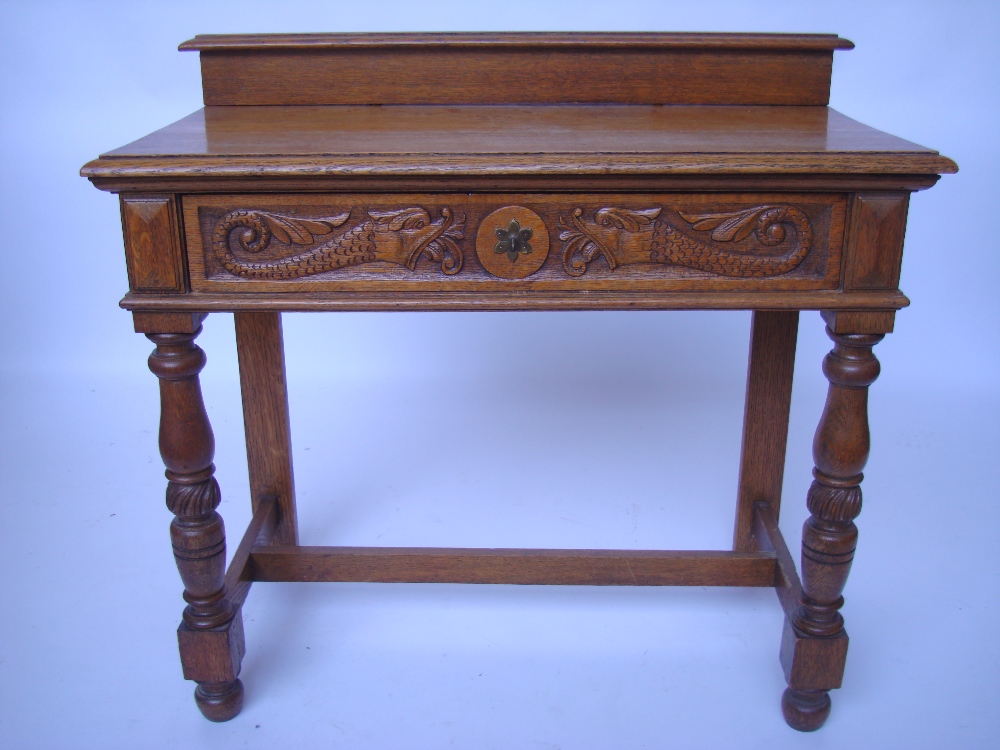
[212,206,464,279]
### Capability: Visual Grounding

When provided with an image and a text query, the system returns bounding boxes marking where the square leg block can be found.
[177,611,246,683]
[779,617,848,691]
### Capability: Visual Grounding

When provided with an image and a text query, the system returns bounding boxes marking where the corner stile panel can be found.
[121,194,187,293]
[843,192,910,291]
[183,193,846,295]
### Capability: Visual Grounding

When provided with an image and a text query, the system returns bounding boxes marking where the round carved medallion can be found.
[475,206,549,279]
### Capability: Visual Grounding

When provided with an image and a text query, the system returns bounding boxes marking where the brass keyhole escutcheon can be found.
[475,206,549,279]
[495,220,533,262]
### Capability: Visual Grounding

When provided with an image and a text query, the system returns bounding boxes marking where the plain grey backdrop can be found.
[1,0,997,748]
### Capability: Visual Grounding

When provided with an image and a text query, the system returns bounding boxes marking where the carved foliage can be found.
[212,207,465,279]
[166,476,223,518]
[558,204,813,278]
[805,481,862,524]
[558,207,660,276]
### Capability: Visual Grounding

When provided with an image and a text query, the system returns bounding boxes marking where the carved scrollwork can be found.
[212,207,465,279]
[664,205,814,276]
[558,204,813,278]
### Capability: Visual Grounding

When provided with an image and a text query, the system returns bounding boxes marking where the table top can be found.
[88,104,955,180]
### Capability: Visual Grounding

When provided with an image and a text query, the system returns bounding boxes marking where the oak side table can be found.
[81,33,956,731]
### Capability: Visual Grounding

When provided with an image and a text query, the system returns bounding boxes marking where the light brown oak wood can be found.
[180,32,852,107]
[843,192,911,291]
[181,32,855,50]
[751,501,850,699]
[120,194,186,293]
[120,289,911,314]
[83,32,956,731]
[225,496,277,609]
[249,546,778,587]
[752,502,803,618]
[83,105,956,194]
[733,311,799,551]
[146,323,244,722]
[234,312,298,545]
[182,192,845,295]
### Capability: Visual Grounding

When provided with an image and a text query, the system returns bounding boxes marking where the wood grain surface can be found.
[179,32,855,51]
[180,32,853,107]
[751,502,804,619]
[733,311,798,551]
[844,192,911,290]
[250,546,778,587]
[224,496,276,610]
[84,106,956,192]
[234,313,298,545]
[119,288,911,313]
[120,194,186,292]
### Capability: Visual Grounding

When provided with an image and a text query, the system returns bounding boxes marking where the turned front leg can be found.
[782,326,883,731]
[147,325,244,722]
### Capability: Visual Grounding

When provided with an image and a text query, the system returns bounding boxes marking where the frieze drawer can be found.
[183,193,847,293]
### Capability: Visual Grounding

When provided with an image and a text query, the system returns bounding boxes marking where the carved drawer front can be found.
[183,193,846,293]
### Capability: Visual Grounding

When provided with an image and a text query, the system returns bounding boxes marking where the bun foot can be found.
[781,688,831,731]
[195,679,244,722]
